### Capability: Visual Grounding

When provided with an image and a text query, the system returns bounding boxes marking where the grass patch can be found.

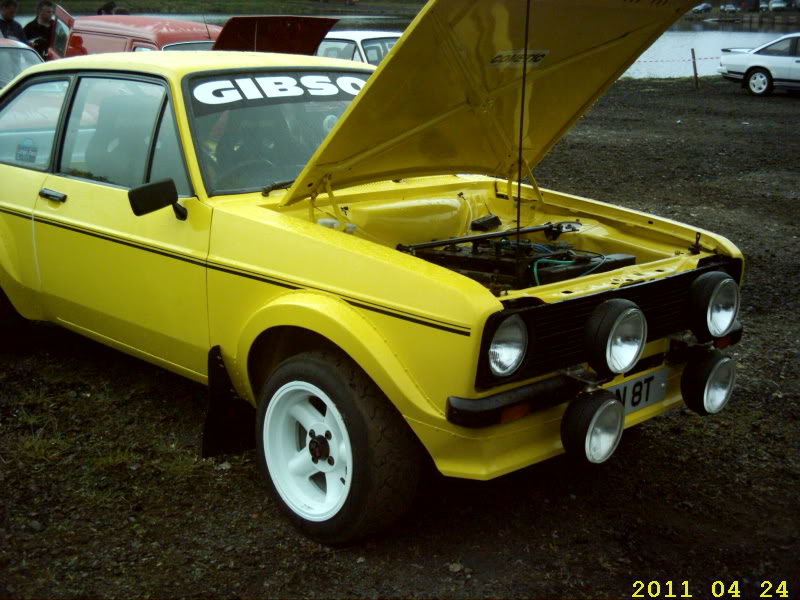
[15,436,71,462]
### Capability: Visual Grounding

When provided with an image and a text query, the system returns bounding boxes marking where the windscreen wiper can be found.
[261,180,295,196]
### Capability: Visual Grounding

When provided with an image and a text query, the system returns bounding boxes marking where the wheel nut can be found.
[309,429,315,438]
[325,431,332,440]
[312,457,318,464]
[327,457,334,466]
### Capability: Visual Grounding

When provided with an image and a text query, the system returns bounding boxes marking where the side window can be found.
[52,18,70,57]
[316,40,360,62]
[757,38,792,56]
[0,80,68,169]
[150,105,191,196]
[361,38,397,66]
[60,77,164,188]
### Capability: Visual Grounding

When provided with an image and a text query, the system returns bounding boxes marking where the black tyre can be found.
[0,287,28,343]
[746,68,773,96]
[256,350,421,544]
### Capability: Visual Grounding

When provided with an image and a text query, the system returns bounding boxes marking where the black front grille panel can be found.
[475,257,740,389]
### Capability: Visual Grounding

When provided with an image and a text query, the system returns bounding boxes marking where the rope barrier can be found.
[634,56,721,63]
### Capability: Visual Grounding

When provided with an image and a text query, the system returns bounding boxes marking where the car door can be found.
[48,5,73,60]
[33,74,211,378]
[0,77,69,316]
[789,37,800,87]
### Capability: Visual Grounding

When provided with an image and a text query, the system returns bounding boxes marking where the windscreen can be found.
[188,70,369,195]
[0,48,42,88]
[163,41,216,51]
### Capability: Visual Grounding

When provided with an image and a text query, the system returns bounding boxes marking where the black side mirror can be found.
[128,179,187,221]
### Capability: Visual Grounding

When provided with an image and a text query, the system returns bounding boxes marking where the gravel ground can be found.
[1,77,798,599]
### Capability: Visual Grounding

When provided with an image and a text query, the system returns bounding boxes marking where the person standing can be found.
[23,0,54,57]
[96,1,116,14]
[0,0,27,42]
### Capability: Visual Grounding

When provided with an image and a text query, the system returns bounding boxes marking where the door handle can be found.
[39,188,67,203]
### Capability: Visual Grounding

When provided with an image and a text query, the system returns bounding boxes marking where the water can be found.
[14,12,793,79]
[623,28,791,78]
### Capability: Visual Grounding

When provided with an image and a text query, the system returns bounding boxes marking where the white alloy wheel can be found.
[747,69,772,96]
[256,350,421,544]
[263,380,353,522]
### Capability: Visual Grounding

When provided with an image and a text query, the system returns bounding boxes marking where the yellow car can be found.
[0,0,743,544]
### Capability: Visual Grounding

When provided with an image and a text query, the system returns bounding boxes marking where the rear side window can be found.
[361,37,397,65]
[317,40,361,61]
[757,38,792,56]
[0,80,69,170]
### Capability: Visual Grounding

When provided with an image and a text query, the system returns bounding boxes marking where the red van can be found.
[47,6,221,60]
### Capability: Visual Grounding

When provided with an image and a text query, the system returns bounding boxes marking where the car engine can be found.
[397,220,636,295]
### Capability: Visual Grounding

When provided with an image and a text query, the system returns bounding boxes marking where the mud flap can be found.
[202,346,256,457]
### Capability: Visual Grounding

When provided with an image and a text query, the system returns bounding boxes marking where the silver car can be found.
[718,33,800,95]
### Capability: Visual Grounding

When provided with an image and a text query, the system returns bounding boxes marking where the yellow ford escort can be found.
[0,0,743,543]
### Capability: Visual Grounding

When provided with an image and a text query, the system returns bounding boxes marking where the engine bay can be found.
[396,219,636,295]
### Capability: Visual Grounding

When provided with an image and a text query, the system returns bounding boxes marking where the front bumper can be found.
[447,374,582,428]
[409,362,687,480]
[427,320,742,479]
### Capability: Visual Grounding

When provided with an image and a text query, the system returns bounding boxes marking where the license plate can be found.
[609,369,668,415]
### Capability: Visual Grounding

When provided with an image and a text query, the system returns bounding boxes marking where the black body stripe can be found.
[207,262,299,291]
[345,300,471,336]
[34,215,207,267]
[1,208,470,336]
[206,260,471,334]
[0,205,32,220]
[205,261,470,336]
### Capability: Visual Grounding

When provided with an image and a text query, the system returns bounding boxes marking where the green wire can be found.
[532,258,574,286]
[531,253,609,286]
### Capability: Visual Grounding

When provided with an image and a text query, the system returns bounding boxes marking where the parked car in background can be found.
[718,32,800,95]
[0,39,43,89]
[1,0,744,544]
[691,2,713,12]
[47,5,221,60]
[720,3,740,12]
[316,30,401,65]
[768,0,788,10]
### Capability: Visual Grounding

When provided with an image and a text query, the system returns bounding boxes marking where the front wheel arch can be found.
[256,349,423,544]
[744,67,774,96]
[247,325,338,404]
[235,292,442,423]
